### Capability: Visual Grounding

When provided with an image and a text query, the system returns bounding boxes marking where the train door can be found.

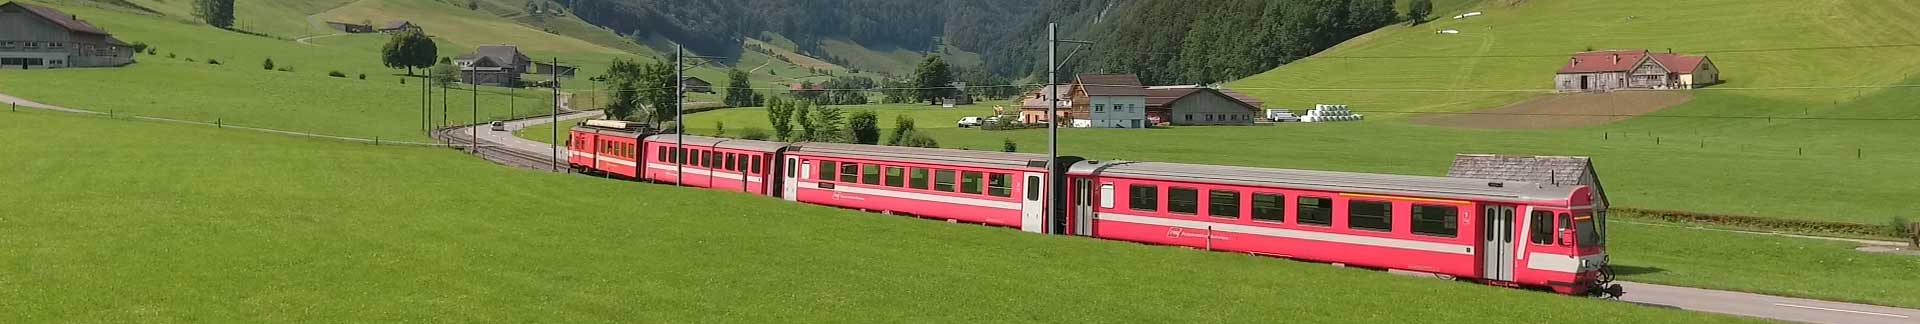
[1068,178,1098,236]
[782,157,800,200]
[788,160,809,202]
[1481,204,1518,282]
[1020,172,1046,233]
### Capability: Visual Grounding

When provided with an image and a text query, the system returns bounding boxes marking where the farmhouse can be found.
[1145,85,1264,126]
[0,1,135,69]
[681,77,713,93]
[378,20,421,33]
[1017,84,1072,124]
[1068,74,1147,128]
[1555,49,1718,92]
[454,45,531,87]
[324,21,374,33]
[532,61,576,79]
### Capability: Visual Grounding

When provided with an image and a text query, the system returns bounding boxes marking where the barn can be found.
[1145,86,1264,126]
[0,1,135,69]
[1554,50,1717,92]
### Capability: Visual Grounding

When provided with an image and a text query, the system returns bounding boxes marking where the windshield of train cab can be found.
[1575,213,1602,248]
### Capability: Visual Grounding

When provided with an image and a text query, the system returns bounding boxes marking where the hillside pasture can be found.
[0,110,1756,323]
[1409,91,1693,129]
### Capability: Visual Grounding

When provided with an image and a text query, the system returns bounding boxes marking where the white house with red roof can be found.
[1554,49,1718,92]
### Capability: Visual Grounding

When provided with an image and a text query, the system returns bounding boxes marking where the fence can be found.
[1599,130,1912,161]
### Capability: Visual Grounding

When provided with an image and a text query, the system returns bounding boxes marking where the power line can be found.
[1091,42,1920,60]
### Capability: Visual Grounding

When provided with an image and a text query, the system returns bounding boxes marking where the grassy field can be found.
[0,110,1757,323]
[1609,222,1920,308]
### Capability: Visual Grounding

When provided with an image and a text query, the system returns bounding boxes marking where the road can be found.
[7,88,1920,324]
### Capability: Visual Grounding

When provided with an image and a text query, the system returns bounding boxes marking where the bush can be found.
[328,71,346,78]
[358,74,367,80]
[714,121,727,137]
[1002,138,1017,152]
[1892,216,1913,237]
[206,58,221,65]
[184,57,195,62]
[276,65,294,72]
[262,58,274,70]
[130,42,149,53]
[145,47,157,55]
[166,52,175,58]
[738,127,770,140]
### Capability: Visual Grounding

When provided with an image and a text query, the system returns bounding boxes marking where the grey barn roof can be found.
[1446,154,1606,205]
[9,2,110,35]
[470,45,529,65]
[1070,160,1582,204]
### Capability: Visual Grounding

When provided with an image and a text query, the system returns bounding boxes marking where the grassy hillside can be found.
[0,110,1757,323]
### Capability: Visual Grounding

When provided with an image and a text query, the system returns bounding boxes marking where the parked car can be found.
[1265,109,1301,122]
[957,116,984,128]
[490,121,507,131]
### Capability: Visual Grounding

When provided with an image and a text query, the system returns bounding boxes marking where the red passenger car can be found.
[781,143,1054,231]
[567,121,647,178]
[1063,161,1612,295]
[640,134,785,195]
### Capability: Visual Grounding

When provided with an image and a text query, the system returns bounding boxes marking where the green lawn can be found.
[0,109,1757,323]
[684,103,998,133]
[1609,222,1920,308]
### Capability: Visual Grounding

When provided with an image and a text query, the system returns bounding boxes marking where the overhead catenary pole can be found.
[1045,22,1095,235]
[552,57,561,172]
[675,45,684,187]
[471,70,479,154]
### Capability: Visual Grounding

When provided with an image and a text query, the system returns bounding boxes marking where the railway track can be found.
[432,127,568,172]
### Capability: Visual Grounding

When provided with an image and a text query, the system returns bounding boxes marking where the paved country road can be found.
[5,90,1919,324]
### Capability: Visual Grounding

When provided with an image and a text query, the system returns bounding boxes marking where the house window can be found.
[1185,114,1193,121]
[24,42,39,49]
[48,42,63,49]
[0,41,15,49]
[1094,104,1104,112]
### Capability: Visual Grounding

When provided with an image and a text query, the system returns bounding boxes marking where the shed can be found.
[682,77,714,93]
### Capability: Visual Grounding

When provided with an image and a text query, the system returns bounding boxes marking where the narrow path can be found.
[295,33,349,46]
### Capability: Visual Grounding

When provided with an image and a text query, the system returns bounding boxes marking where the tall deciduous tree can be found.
[382,29,438,76]
[912,55,952,105]
[724,69,763,107]
[847,110,879,145]
[766,96,794,141]
[602,59,677,124]
[1409,0,1434,24]
[193,0,235,29]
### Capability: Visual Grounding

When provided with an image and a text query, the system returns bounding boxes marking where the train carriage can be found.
[1063,160,1612,295]
[781,143,1058,231]
[567,121,647,178]
[640,134,785,195]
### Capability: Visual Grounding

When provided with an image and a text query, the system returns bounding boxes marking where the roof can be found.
[787,142,1050,170]
[6,2,110,35]
[1652,53,1707,73]
[682,77,711,86]
[104,36,129,46]
[1557,50,1651,74]
[326,21,371,27]
[382,21,414,29]
[1075,74,1146,97]
[1143,87,1261,112]
[644,134,789,152]
[1446,154,1606,204]
[1218,89,1265,109]
[1070,160,1581,204]
[470,45,530,65]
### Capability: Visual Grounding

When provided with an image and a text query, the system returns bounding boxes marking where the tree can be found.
[192,0,235,29]
[912,55,952,105]
[885,115,917,146]
[602,59,676,124]
[794,101,815,141]
[809,104,845,142]
[1409,0,1434,24]
[724,69,762,107]
[1002,138,1017,152]
[766,96,795,141]
[847,110,880,145]
[429,62,459,88]
[262,58,274,71]
[381,29,437,76]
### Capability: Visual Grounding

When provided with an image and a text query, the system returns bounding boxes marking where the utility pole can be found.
[671,46,725,186]
[552,57,561,172]
[471,70,479,154]
[1046,22,1093,235]
[440,77,449,129]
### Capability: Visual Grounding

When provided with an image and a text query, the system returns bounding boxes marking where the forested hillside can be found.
[562,0,1412,83]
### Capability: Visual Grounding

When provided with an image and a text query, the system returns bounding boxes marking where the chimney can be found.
[1611,54,1619,64]
[1570,57,1578,65]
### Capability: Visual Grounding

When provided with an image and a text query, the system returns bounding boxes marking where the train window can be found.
[1099,184,1113,208]
[691,150,703,167]
[1252,194,1284,223]
[935,170,957,192]
[885,167,905,187]
[1348,200,1393,232]
[960,172,984,194]
[710,151,723,168]
[787,159,796,176]
[1167,187,1198,215]
[678,148,689,164]
[753,156,763,174]
[862,165,881,185]
[910,168,930,189]
[657,147,668,162]
[1208,190,1240,219]
[1297,197,1333,226]
[1529,211,1555,245]
[1411,205,1459,238]
[1557,212,1573,239]
[1129,185,1158,212]
[987,174,1013,197]
[840,163,861,183]
[819,161,837,181]
[726,153,738,171]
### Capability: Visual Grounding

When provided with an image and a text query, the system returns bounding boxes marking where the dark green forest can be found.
[563,0,1408,85]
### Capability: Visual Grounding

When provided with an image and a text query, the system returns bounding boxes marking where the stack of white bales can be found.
[1301,104,1364,123]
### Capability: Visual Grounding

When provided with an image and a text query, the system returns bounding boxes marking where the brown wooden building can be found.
[0,1,134,69]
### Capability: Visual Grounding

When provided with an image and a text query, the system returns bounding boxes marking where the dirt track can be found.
[1410,91,1693,129]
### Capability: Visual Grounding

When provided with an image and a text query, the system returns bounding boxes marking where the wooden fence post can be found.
[1909,223,1918,248]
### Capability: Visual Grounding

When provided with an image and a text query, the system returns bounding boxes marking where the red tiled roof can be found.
[1075,74,1146,97]
[1652,54,1706,73]
[1557,50,1650,74]
[8,2,111,35]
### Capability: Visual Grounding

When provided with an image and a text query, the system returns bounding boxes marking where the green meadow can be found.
[0,109,1760,323]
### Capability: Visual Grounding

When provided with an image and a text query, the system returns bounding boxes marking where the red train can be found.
[569,122,1619,297]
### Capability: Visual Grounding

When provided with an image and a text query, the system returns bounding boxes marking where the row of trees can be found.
[604,59,679,124]
[762,97,934,147]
